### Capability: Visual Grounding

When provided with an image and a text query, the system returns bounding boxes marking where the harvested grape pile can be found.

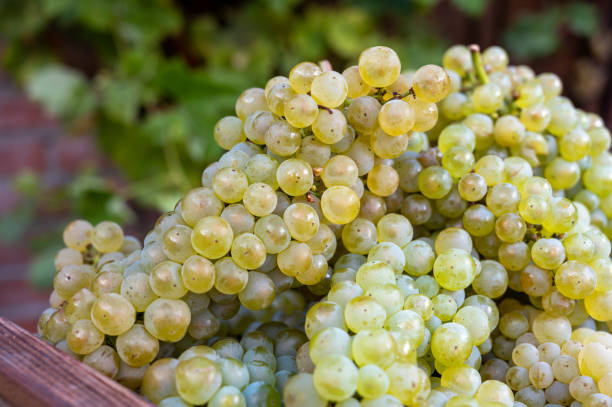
[38,44,612,407]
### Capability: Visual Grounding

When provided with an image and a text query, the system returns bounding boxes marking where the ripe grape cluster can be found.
[37,43,612,407]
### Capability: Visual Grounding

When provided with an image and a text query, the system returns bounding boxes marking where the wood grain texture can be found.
[0,317,153,407]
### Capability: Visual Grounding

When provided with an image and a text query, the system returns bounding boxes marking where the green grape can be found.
[458,172,488,201]
[116,324,159,367]
[284,94,318,128]
[296,253,328,285]
[211,257,247,295]
[475,155,505,186]
[244,155,278,189]
[149,261,188,299]
[312,108,347,144]
[235,88,266,120]
[321,186,360,225]
[141,359,180,403]
[284,203,319,242]
[592,258,612,292]
[431,322,473,366]
[463,295,499,331]
[180,255,215,294]
[276,158,313,196]
[464,113,494,150]
[144,298,191,342]
[359,192,387,223]
[288,61,321,94]
[266,82,296,116]
[309,327,351,365]
[474,380,514,407]
[472,260,508,298]
[498,311,529,339]
[331,125,356,154]
[356,364,389,399]
[161,225,194,263]
[254,214,291,254]
[547,96,578,136]
[384,362,430,405]
[494,213,526,243]
[359,46,401,87]
[91,293,136,336]
[306,223,336,259]
[238,271,275,310]
[401,194,432,226]
[395,157,422,193]
[244,111,275,145]
[241,183,277,217]
[441,92,468,120]
[542,197,577,233]
[310,70,348,108]
[181,187,224,227]
[463,204,495,237]
[175,356,222,405]
[494,115,526,147]
[438,123,476,153]
[486,183,520,216]
[366,164,399,197]
[412,64,450,103]
[371,127,410,159]
[327,280,363,308]
[435,227,472,254]
[433,248,477,291]
[212,167,248,204]
[82,345,120,378]
[304,300,346,339]
[66,319,105,355]
[517,195,549,225]
[545,157,581,190]
[375,213,411,247]
[537,72,563,99]
[283,373,326,407]
[520,103,551,132]
[441,365,481,396]
[442,146,474,178]
[355,261,395,290]
[559,127,591,161]
[483,46,509,71]
[404,294,433,321]
[453,305,490,345]
[377,99,414,136]
[53,265,92,299]
[532,312,572,344]
[64,288,97,323]
[277,240,312,277]
[230,233,266,270]
[343,65,371,98]
[220,205,254,236]
[54,247,83,272]
[431,293,457,321]
[443,45,472,75]
[118,272,157,312]
[208,386,246,407]
[418,166,453,199]
[405,96,438,132]
[312,354,358,401]
[265,121,301,156]
[93,270,123,296]
[555,260,597,299]
[91,221,124,253]
[367,242,405,274]
[498,240,529,275]
[63,219,93,251]
[214,116,246,150]
[516,80,544,108]
[402,240,435,276]
[346,97,381,136]
[344,296,386,333]
[472,83,503,113]
[589,127,612,157]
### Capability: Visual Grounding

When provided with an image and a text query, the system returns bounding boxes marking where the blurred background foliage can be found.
[0,0,609,286]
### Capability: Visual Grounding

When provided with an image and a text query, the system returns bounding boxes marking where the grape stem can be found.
[469,44,489,85]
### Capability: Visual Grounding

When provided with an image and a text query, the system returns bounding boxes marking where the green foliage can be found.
[503,1,599,60]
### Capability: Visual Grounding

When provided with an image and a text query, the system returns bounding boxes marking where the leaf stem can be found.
[469,44,489,84]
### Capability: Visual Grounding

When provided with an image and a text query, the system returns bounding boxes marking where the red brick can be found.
[0,136,46,175]
[55,135,100,172]
[0,98,55,132]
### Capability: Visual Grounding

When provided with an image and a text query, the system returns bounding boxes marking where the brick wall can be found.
[0,70,103,332]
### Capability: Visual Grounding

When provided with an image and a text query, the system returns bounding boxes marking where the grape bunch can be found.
[36,42,612,407]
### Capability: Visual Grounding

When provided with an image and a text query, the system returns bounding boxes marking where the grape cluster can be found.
[36,43,612,407]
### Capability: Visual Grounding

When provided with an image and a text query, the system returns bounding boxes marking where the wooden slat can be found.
[0,317,153,407]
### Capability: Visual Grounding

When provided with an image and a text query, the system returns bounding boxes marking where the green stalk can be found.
[469,44,489,84]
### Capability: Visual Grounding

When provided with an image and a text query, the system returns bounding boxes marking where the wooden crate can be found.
[0,317,152,406]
